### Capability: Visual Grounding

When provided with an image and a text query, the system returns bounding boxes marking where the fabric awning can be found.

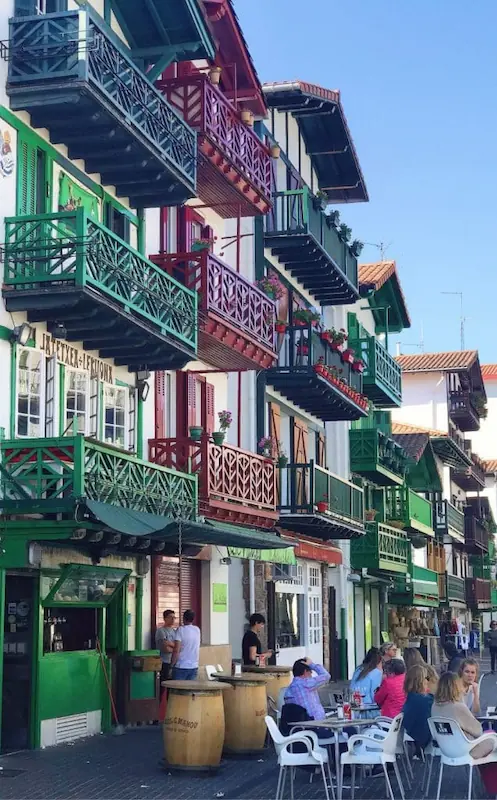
[85,500,288,550]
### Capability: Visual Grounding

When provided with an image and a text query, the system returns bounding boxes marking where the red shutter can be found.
[201,224,214,252]
[155,371,166,438]
[180,558,201,623]
[205,382,215,435]
[187,373,198,429]
[155,557,201,629]
[159,208,168,253]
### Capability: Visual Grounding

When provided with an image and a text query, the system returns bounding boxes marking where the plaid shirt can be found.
[283,663,330,720]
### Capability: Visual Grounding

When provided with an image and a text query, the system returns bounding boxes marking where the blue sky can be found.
[236,0,496,361]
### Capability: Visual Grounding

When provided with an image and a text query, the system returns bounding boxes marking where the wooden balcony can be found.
[6,8,196,207]
[149,436,278,528]
[277,461,365,539]
[266,324,369,422]
[433,499,465,544]
[452,445,485,491]
[150,250,276,370]
[445,574,466,605]
[3,211,197,371]
[349,429,407,486]
[466,577,491,609]
[348,334,402,408]
[158,74,271,218]
[351,521,409,574]
[0,435,197,548]
[390,565,439,608]
[264,189,359,305]
[464,506,489,554]
[449,390,481,432]
[384,486,434,538]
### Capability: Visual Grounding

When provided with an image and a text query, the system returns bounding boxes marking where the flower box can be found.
[352,360,365,374]
[331,341,346,353]
[341,349,355,364]
[275,323,287,333]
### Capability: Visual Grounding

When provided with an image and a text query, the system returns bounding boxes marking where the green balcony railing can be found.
[433,499,465,542]
[265,188,358,293]
[349,428,408,485]
[3,211,197,354]
[446,573,466,604]
[278,461,364,528]
[351,521,409,573]
[385,486,434,537]
[391,565,439,608]
[348,334,402,408]
[1,436,197,520]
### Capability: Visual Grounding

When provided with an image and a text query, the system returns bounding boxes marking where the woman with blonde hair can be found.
[458,657,481,713]
[432,672,492,759]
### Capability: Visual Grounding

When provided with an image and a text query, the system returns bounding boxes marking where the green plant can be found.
[338,223,352,243]
[293,308,320,324]
[327,210,340,227]
[350,239,364,257]
[256,274,285,300]
[474,394,488,419]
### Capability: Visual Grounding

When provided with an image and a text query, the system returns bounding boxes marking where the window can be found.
[65,369,89,434]
[275,592,304,649]
[105,203,130,243]
[309,565,321,588]
[309,594,321,645]
[17,348,43,437]
[104,386,127,448]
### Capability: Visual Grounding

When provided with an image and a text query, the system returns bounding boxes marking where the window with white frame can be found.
[309,594,322,645]
[65,369,89,435]
[309,565,321,588]
[274,563,305,649]
[104,385,127,448]
[17,348,43,437]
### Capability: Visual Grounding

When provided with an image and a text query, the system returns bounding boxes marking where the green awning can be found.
[227,546,296,564]
[85,500,288,550]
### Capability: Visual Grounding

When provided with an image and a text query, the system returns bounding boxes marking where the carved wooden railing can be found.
[149,437,276,514]
[466,577,491,606]
[151,251,275,350]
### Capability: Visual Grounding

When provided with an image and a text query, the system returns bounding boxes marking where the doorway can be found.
[1,574,36,752]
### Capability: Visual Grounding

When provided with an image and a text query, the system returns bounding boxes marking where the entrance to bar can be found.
[1,573,36,752]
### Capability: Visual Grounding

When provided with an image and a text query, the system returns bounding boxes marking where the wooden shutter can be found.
[293,418,308,507]
[17,134,37,216]
[180,558,201,622]
[128,387,136,452]
[155,557,201,629]
[205,382,215,435]
[317,431,326,468]
[269,402,281,456]
[155,371,166,438]
[88,378,99,438]
[44,354,56,437]
[14,0,36,16]
[177,371,204,435]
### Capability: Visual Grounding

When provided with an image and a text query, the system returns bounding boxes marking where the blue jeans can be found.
[172,667,198,680]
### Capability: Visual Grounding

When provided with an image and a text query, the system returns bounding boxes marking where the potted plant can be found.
[296,340,309,356]
[208,66,222,85]
[189,425,203,441]
[341,347,355,364]
[317,497,328,513]
[314,356,326,377]
[329,328,348,352]
[365,508,377,521]
[192,238,212,252]
[241,109,254,126]
[258,436,274,459]
[350,239,364,257]
[270,143,281,159]
[388,520,406,530]
[256,274,284,300]
[328,210,340,228]
[277,444,288,468]
[338,223,352,243]
[275,319,287,334]
[293,308,321,326]
[475,395,488,419]
[312,189,328,211]
[352,358,365,374]
[212,409,232,446]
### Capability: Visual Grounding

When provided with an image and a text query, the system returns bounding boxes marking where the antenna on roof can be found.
[396,323,424,356]
[365,241,393,261]
[441,291,466,350]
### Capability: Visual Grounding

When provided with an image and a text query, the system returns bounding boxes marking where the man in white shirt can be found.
[155,609,176,693]
[171,609,201,680]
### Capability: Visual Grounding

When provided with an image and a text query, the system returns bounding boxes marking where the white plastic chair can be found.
[428,716,497,800]
[265,716,335,800]
[216,663,224,673]
[339,712,405,800]
[205,664,217,680]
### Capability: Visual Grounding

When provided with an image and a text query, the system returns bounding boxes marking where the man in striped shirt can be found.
[284,657,330,721]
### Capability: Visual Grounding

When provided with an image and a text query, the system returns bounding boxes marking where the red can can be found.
[343,702,352,720]
[353,691,362,707]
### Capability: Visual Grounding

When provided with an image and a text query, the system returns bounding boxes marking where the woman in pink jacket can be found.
[374,658,406,718]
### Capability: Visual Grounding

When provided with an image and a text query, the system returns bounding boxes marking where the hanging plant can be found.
[275,319,288,333]
[341,347,355,364]
[328,210,340,228]
[312,189,328,211]
[257,274,285,300]
[352,359,365,374]
[329,327,348,352]
[293,308,321,326]
[258,436,275,458]
[338,223,352,243]
[350,239,364,257]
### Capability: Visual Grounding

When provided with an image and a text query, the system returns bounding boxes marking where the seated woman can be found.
[402,664,434,753]
[350,647,383,705]
[403,647,425,671]
[458,657,481,714]
[374,658,406,719]
[432,671,497,795]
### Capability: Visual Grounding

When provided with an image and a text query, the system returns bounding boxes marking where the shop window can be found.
[309,594,321,645]
[16,348,43,437]
[64,369,89,435]
[104,385,127,448]
[275,591,304,649]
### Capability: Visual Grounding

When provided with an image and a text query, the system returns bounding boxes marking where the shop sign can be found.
[27,325,114,383]
[226,547,296,564]
[293,540,342,565]
[212,582,227,613]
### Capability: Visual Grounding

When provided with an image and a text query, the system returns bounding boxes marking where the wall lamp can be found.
[47,321,67,340]
[136,370,151,402]
[11,322,32,346]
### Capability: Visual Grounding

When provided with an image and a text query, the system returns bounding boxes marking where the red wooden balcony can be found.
[157,74,272,218]
[149,436,278,528]
[465,577,491,609]
[151,250,277,370]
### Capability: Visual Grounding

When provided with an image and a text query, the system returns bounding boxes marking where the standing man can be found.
[488,620,497,673]
[171,609,201,680]
[242,613,273,665]
[155,609,176,692]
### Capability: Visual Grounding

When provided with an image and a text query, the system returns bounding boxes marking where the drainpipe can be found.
[135,576,143,650]
[249,559,256,615]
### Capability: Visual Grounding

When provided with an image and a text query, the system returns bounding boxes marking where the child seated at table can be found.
[374,658,406,719]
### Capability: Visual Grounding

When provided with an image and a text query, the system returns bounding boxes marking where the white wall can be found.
[472,376,497,459]
[227,558,245,660]
[201,548,230,645]
[392,372,449,432]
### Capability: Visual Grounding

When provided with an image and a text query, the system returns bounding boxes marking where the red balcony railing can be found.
[151,250,276,370]
[466,577,491,608]
[149,436,278,527]
[157,74,272,217]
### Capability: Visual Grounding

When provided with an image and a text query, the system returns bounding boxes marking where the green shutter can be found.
[17,134,37,216]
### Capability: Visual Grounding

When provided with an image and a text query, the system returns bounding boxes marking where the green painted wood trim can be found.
[135,576,143,649]
[0,325,12,341]
[99,381,104,441]
[137,208,145,255]
[31,575,42,749]
[58,364,65,436]
[137,394,144,459]
[9,343,17,439]
[0,105,138,225]
[0,569,5,750]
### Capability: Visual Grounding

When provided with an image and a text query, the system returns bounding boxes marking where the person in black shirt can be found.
[242,613,273,665]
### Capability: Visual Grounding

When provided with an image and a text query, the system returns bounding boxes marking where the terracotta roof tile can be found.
[481,365,497,378]
[358,261,397,291]
[392,432,430,463]
[483,459,497,474]
[391,421,447,438]
[395,351,478,373]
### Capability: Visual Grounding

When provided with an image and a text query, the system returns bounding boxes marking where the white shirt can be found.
[174,624,201,669]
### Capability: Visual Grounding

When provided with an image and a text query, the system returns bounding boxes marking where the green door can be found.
[17,132,49,216]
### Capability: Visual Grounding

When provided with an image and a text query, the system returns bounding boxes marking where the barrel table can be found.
[242,664,292,700]
[162,680,226,771]
[214,673,269,754]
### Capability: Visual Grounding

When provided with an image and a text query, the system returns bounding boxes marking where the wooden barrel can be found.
[162,680,225,771]
[215,674,268,754]
[242,665,292,699]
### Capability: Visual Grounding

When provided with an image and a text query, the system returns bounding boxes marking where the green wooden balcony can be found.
[264,189,359,305]
[351,521,409,574]
[492,582,497,610]
[348,334,402,408]
[390,565,439,608]
[0,436,198,523]
[3,211,197,371]
[433,500,465,544]
[349,429,408,486]
[6,7,196,207]
[444,573,466,605]
[385,486,434,538]
[277,461,365,539]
